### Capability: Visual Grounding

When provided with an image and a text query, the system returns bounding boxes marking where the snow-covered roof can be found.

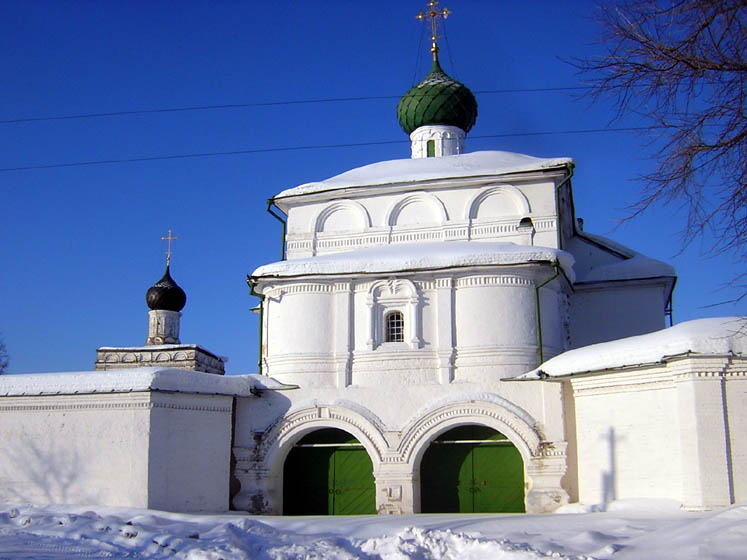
[252,241,575,280]
[96,343,225,360]
[576,232,675,283]
[275,151,574,198]
[516,317,747,380]
[0,367,291,397]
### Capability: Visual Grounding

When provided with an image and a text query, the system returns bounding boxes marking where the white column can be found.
[434,278,455,384]
[333,282,353,388]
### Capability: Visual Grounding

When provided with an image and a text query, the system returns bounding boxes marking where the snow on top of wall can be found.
[576,232,675,282]
[275,150,574,198]
[252,241,575,281]
[517,317,747,379]
[0,367,271,397]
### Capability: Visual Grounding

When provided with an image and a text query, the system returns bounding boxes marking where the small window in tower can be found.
[427,140,435,157]
[385,311,404,342]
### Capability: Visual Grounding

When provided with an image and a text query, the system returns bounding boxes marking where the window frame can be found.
[384,310,405,343]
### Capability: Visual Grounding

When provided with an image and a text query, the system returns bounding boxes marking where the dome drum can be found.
[409,124,465,159]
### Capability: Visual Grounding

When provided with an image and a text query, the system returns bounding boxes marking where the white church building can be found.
[1,27,745,516]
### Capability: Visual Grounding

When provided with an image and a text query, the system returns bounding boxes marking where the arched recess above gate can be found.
[259,403,388,478]
[396,395,543,470]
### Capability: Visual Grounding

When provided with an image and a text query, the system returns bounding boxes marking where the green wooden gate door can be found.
[420,425,525,513]
[283,429,376,515]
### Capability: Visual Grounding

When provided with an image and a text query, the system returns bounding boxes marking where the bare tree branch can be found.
[0,335,8,374]
[573,1,746,291]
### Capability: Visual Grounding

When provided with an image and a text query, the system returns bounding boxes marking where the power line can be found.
[0,87,591,125]
[0,125,663,173]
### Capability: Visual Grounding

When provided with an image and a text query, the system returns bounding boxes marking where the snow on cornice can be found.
[0,367,289,397]
[516,317,747,380]
[275,151,574,198]
[252,241,575,281]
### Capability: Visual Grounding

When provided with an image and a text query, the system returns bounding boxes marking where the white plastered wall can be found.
[726,370,747,503]
[0,391,234,512]
[282,175,562,259]
[569,281,669,348]
[568,355,745,509]
[0,393,151,508]
[146,392,234,512]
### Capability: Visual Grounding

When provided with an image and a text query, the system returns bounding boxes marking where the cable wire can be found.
[0,86,593,125]
[0,125,664,173]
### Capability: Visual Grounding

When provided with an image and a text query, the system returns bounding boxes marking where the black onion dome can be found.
[146,266,186,312]
[397,57,478,135]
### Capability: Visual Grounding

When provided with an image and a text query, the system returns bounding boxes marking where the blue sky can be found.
[2,1,744,374]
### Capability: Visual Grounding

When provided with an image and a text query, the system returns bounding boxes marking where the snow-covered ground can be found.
[1,500,746,559]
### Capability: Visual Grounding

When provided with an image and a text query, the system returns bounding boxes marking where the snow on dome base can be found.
[275,150,574,199]
[252,241,575,281]
[517,317,747,379]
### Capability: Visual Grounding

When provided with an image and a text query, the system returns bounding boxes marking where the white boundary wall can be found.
[0,369,252,513]
[568,355,746,509]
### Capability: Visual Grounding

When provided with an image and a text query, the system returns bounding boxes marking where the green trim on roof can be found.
[397,57,478,135]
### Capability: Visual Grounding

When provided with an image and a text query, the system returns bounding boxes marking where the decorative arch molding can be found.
[368,277,418,300]
[313,199,372,233]
[397,395,543,469]
[465,184,531,221]
[386,192,448,227]
[259,403,388,473]
[254,403,388,515]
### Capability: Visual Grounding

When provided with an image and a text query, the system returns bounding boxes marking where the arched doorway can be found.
[283,428,376,515]
[420,425,525,513]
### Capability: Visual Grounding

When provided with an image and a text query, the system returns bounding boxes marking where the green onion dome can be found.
[397,57,478,135]
[146,266,186,312]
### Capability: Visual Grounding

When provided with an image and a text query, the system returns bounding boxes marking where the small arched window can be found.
[426,139,435,157]
[385,311,404,342]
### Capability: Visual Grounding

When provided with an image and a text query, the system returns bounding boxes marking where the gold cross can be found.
[161,229,178,267]
[415,1,451,61]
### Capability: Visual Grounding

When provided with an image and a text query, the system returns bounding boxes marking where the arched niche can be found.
[466,185,531,221]
[365,279,422,350]
[313,200,372,233]
[386,192,448,227]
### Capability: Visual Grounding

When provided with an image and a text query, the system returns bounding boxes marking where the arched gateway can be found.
[283,428,376,515]
[234,397,569,515]
[420,425,525,513]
